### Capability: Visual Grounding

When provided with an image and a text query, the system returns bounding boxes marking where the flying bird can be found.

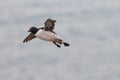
[23,18,70,47]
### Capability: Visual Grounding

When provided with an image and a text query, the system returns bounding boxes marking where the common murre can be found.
[23,19,70,47]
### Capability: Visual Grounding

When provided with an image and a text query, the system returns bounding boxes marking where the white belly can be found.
[35,29,60,41]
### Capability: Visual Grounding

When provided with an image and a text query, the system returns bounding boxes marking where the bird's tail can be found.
[55,39,62,44]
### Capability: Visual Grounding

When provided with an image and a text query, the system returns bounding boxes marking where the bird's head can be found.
[28,26,39,34]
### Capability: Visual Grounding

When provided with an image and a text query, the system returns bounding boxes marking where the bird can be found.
[23,18,70,48]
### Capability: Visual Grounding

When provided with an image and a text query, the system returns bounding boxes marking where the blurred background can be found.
[0,0,120,80]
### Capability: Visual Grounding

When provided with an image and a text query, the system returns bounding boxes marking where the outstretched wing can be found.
[44,19,56,30]
[23,33,36,43]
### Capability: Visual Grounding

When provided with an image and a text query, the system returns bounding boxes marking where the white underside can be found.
[35,29,61,41]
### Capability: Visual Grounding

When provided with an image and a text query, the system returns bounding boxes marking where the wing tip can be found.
[23,40,26,43]
[23,39,28,43]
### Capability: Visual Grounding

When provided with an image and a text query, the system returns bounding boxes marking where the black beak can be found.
[28,30,30,32]
[53,20,56,22]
